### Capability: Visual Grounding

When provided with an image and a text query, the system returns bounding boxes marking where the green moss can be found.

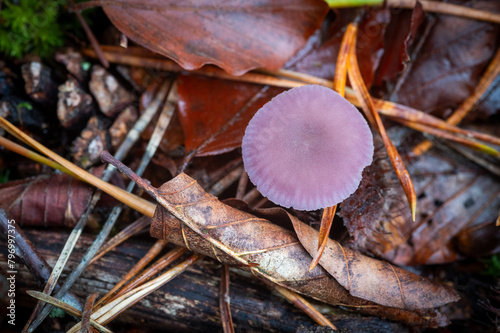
[0,169,10,183]
[0,0,66,58]
[482,254,500,276]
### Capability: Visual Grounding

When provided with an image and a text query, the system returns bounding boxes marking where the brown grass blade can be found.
[388,0,500,24]
[94,239,169,308]
[260,278,337,329]
[333,23,356,97]
[0,136,78,179]
[373,99,500,147]
[105,247,187,304]
[98,254,202,325]
[346,23,417,221]
[395,118,500,157]
[67,253,202,333]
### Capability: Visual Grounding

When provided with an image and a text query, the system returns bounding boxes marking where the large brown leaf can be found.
[100,0,329,75]
[138,171,458,326]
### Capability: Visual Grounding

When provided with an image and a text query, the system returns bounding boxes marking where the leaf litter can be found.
[1,1,500,331]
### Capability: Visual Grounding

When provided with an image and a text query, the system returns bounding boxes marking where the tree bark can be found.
[0,229,409,333]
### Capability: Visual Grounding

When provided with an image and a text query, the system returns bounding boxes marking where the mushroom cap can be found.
[242,85,373,211]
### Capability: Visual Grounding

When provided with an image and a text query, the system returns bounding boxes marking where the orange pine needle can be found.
[309,205,337,272]
[346,23,417,222]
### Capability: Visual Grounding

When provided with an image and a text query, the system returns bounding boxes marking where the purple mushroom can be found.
[242,85,373,211]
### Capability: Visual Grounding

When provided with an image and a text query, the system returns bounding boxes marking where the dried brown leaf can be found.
[142,172,454,326]
[291,216,459,310]
[0,172,97,227]
[340,128,500,266]
[392,1,500,120]
[177,74,284,157]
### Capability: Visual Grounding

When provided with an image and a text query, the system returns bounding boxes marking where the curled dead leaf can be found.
[290,215,459,310]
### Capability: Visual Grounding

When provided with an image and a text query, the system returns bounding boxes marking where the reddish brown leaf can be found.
[177,74,284,156]
[95,0,329,76]
[0,172,97,227]
[373,3,425,86]
[287,8,389,87]
[354,8,391,88]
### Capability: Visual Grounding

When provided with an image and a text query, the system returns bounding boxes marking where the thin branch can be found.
[82,292,100,333]
[388,0,500,24]
[220,265,235,333]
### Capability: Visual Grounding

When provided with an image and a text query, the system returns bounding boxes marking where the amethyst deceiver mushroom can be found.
[242,85,373,211]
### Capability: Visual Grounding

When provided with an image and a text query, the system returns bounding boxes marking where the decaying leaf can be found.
[0,172,96,227]
[83,0,329,76]
[95,155,458,328]
[290,216,458,310]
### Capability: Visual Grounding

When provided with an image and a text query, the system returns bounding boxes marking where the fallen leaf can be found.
[177,74,284,157]
[392,1,500,120]
[373,2,425,86]
[287,7,389,87]
[290,213,459,310]
[94,0,329,75]
[0,172,96,227]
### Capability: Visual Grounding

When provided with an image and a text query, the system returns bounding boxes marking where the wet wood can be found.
[0,230,410,333]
